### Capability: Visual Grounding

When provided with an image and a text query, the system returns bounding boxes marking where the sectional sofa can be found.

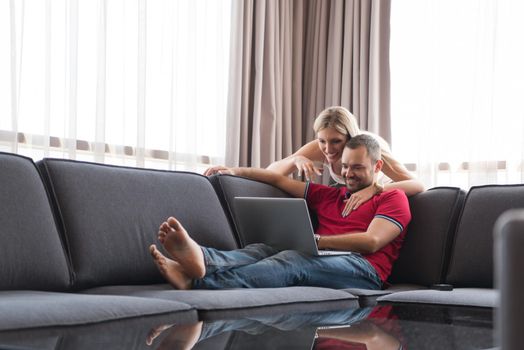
[1,151,523,346]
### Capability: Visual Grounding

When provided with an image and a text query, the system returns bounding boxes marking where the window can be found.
[1,0,231,173]
[391,0,524,188]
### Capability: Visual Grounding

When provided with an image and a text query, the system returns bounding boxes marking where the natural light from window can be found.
[1,0,231,173]
[390,0,524,189]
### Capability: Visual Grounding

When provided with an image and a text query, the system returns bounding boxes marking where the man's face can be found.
[341,146,381,193]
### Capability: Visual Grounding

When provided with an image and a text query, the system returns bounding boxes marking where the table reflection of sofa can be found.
[1,151,521,338]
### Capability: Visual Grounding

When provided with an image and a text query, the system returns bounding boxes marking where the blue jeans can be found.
[193,243,382,290]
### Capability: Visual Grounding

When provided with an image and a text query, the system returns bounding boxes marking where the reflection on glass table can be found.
[146,304,494,350]
[146,307,372,350]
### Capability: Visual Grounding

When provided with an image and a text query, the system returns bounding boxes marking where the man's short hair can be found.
[346,134,381,163]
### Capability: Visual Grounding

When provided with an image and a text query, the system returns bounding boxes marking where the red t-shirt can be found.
[305,183,411,283]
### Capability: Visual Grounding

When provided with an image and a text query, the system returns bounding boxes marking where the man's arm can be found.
[317,217,401,254]
[224,167,307,199]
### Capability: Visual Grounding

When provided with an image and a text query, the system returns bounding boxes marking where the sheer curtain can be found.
[1,0,231,172]
[391,0,524,189]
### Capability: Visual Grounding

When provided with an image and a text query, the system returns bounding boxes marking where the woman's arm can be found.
[380,148,415,181]
[380,149,425,195]
[266,140,325,181]
[383,179,425,196]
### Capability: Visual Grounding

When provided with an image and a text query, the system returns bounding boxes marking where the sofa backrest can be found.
[212,175,468,288]
[0,152,71,291]
[38,159,238,290]
[388,187,466,286]
[209,174,292,246]
[446,184,524,288]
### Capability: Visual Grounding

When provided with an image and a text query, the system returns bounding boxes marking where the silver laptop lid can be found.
[232,197,320,255]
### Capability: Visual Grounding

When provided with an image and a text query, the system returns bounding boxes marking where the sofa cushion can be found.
[83,284,359,320]
[0,152,70,291]
[0,290,196,331]
[446,184,524,288]
[37,159,238,290]
[377,288,497,308]
[389,187,465,286]
[343,284,426,307]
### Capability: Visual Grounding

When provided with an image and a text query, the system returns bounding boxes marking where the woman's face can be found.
[317,127,348,164]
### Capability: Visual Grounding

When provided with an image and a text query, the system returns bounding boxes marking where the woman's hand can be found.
[342,183,382,217]
[293,156,323,182]
[203,165,234,176]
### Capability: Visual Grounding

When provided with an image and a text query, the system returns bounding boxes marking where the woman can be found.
[205,106,424,214]
[266,106,424,214]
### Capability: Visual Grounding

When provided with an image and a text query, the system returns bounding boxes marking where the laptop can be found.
[232,197,352,256]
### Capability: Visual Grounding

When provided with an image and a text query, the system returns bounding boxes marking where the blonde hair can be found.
[313,106,360,138]
[313,106,394,168]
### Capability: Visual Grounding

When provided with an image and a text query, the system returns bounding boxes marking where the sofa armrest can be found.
[495,209,524,349]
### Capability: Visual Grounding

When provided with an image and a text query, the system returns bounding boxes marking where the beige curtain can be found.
[226,0,391,167]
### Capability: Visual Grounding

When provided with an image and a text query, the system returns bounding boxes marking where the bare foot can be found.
[150,245,192,290]
[146,321,203,350]
[157,217,205,279]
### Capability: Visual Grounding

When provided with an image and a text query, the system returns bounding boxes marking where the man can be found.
[149,134,411,290]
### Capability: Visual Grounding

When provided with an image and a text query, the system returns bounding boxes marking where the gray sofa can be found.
[0,151,522,343]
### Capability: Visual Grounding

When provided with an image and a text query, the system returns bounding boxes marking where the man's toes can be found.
[167,217,183,231]
[150,245,163,261]
[159,222,172,233]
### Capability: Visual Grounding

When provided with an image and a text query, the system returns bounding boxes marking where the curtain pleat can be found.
[9,0,20,153]
[44,0,51,157]
[136,0,146,168]
[95,0,107,163]
[67,0,79,159]
[167,0,176,170]
[368,0,391,142]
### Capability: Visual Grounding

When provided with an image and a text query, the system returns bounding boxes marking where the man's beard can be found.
[346,178,372,193]
[345,170,374,193]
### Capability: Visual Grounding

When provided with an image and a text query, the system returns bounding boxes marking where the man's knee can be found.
[275,249,309,261]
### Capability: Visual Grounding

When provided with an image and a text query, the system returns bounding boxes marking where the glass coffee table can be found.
[0,303,495,349]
